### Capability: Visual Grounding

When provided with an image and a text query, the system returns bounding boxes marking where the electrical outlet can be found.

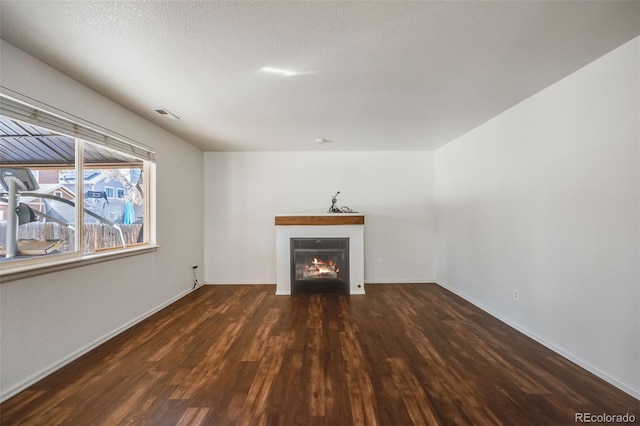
[513,288,519,301]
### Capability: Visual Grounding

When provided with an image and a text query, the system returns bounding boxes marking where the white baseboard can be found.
[215,280,424,296]
[364,281,436,284]
[204,281,276,285]
[0,287,194,403]
[435,281,640,401]
[206,281,436,285]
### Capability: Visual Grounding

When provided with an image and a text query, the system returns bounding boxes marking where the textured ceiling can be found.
[1,1,639,152]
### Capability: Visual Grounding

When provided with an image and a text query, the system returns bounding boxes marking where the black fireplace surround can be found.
[290,238,349,294]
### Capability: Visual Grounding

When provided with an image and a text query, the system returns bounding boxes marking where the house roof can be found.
[19,183,75,204]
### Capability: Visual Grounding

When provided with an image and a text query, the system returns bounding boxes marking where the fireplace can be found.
[275,214,365,295]
[290,238,349,294]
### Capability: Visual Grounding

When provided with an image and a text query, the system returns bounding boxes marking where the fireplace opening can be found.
[290,238,349,294]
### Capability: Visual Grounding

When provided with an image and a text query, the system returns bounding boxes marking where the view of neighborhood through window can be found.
[0,113,148,263]
[81,141,146,253]
[0,117,79,259]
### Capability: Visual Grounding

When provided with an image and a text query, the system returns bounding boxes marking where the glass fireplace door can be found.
[290,238,349,294]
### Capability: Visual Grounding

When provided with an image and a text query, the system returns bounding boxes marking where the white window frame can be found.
[115,188,125,200]
[0,93,157,281]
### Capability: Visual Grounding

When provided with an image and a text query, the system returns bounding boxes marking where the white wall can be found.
[435,37,639,397]
[0,41,204,401]
[204,151,435,284]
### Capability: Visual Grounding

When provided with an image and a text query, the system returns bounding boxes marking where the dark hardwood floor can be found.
[2,284,638,425]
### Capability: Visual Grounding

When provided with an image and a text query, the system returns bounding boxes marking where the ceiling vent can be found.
[155,109,180,120]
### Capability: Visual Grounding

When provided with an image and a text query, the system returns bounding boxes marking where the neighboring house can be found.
[0,169,143,225]
[37,170,60,185]
[59,169,144,224]
[0,183,74,223]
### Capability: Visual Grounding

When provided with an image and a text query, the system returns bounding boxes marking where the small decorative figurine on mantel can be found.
[327,190,357,213]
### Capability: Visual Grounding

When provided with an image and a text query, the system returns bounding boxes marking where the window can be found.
[82,149,147,253]
[0,94,155,273]
[0,126,79,258]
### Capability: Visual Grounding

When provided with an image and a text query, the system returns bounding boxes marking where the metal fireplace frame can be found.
[290,237,349,294]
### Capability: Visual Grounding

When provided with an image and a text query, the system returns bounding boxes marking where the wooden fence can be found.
[0,222,143,254]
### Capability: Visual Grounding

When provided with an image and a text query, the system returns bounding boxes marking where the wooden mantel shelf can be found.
[275,214,365,226]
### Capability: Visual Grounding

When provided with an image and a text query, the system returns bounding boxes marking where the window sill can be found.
[0,245,158,283]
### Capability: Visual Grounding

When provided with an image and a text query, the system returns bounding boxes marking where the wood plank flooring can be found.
[2,284,638,425]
